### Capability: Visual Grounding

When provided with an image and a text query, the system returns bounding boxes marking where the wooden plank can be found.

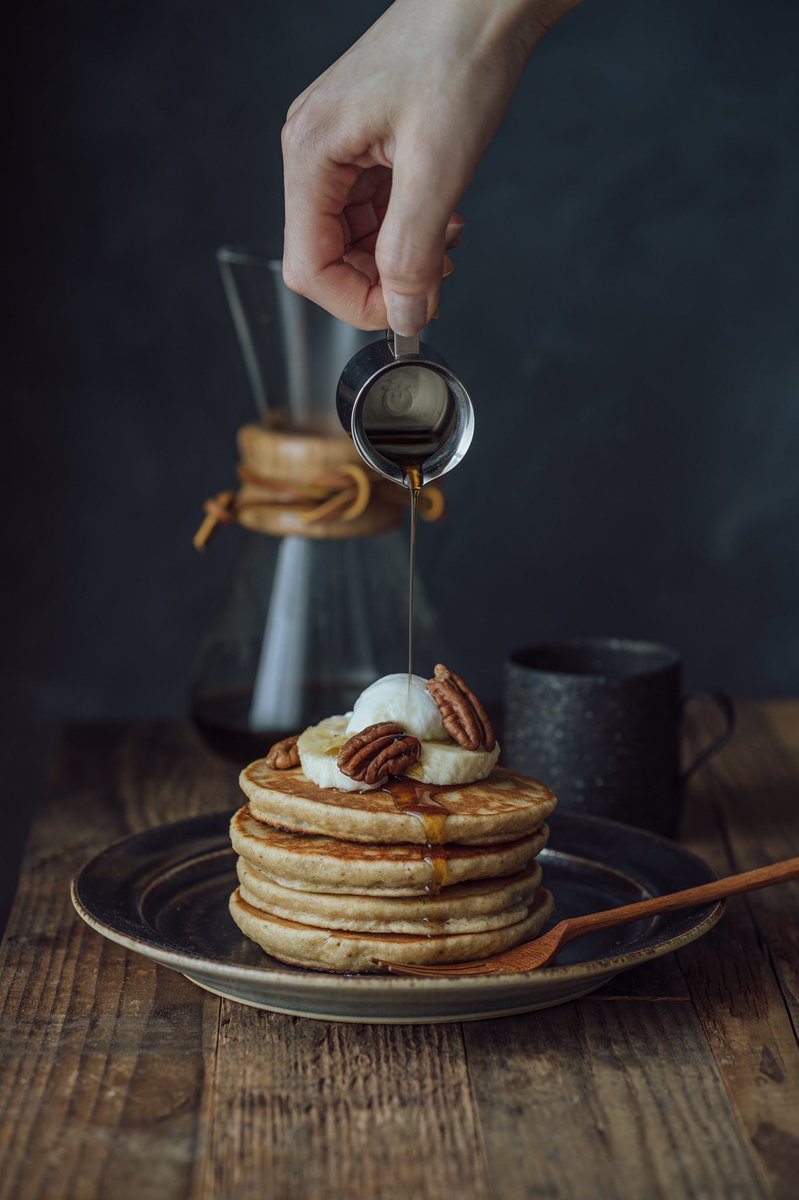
[759,699,799,754]
[3,713,799,1200]
[201,1005,490,1200]
[464,998,769,1200]
[0,722,233,1200]
[682,701,799,1029]
[86,720,241,831]
[755,702,799,1031]
[677,700,799,1200]
[0,944,213,1200]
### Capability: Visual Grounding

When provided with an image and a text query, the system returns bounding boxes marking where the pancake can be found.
[240,762,556,846]
[237,858,543,934]
[230,806,550,895]
[229,886,555,973]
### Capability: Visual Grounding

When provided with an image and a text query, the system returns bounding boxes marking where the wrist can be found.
[443,0,579,60]
[431,0,575,67]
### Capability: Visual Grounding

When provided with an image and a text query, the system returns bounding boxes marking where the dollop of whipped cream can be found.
[346,673,448,741]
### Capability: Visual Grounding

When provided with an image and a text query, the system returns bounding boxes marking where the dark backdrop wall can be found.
[5,0,798,921]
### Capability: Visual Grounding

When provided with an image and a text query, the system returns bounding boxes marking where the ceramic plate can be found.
[71,810,723,1024]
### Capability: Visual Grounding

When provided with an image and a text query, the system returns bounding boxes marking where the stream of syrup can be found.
[358,428,450,893]
[402,465,448,891]
[405,463,422,691]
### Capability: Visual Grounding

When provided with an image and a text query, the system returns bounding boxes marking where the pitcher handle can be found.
[387,329,420,359]
[681,689,736,783]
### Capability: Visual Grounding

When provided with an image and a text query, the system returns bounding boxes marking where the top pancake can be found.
[239,761,556,846]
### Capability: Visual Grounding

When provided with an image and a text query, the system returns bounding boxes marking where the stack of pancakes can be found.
[229,759,557,973]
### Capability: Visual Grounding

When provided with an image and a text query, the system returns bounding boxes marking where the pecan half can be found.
[265,734,300,770]
[338,722,421,786]
[427,663,496,752]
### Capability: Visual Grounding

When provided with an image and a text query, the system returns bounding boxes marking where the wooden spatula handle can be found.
[565,855,799,942]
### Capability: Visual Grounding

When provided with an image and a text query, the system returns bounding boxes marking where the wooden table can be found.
[1,702,797,1200]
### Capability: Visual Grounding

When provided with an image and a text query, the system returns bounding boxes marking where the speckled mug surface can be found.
[503,638,734,838]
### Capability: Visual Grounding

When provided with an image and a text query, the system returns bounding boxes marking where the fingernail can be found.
[442,255,455,279]
[385,292,428,336]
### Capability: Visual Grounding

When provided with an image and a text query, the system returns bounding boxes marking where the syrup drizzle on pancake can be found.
[387,778,452,894]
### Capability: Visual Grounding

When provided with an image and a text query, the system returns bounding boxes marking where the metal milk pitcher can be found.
[336,330,474,486]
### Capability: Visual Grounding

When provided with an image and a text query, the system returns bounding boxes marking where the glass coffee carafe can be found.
[190,247,446,762]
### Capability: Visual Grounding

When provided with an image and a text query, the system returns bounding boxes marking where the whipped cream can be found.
[346,673,448,742]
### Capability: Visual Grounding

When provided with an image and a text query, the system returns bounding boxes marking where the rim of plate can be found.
[70,807,725,994]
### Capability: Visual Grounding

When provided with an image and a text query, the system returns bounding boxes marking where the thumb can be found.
[376,144,462,336]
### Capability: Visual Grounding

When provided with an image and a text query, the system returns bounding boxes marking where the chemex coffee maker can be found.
[192,253,469,761]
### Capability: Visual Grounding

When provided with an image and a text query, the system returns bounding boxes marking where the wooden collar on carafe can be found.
[194,423,445,549]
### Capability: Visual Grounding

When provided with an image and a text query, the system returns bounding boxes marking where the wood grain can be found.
[0,723,234,1200]
[1,710,798,1200]
[677,700,799,1200]
[202,1007,490,1200]
[464,998,769,1200]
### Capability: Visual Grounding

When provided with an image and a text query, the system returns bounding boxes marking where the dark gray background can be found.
[5,0,798,926]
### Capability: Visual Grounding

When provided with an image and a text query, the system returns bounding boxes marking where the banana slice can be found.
[297,715,370,792]
[297,715,500,792]
[409,738,500,786]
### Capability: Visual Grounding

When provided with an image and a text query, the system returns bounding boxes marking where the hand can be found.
[282,0,578,334]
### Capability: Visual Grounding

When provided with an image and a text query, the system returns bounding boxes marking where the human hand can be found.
[282,0,578,334]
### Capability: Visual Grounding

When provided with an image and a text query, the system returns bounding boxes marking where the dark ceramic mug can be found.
[503,638,735,838]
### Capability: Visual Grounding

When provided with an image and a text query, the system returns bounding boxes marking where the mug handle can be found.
[680,689,736,783]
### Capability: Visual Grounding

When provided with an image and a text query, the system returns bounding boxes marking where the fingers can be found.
[343,248,380,287]
[283,99,466,330]
[375,143,466,335]
[282,120,388,328]
[446,214,465,248]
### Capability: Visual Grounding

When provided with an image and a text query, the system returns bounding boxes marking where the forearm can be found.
[419,0,582,62]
